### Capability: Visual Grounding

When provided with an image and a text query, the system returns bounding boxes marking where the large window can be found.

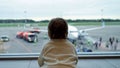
[0,0,120,57]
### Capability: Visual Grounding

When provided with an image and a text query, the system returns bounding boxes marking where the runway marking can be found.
[14,39,32,53]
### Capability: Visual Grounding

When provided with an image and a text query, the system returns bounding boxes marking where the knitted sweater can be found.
[38,39,78,68]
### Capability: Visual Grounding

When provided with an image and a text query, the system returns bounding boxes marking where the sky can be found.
[0,0,120,20]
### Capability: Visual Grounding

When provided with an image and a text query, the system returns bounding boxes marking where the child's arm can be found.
[38,54,44,67]
[38,48,45,67]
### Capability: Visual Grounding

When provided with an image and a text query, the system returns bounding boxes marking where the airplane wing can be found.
[80,26,104,32]
[79,21,105,32]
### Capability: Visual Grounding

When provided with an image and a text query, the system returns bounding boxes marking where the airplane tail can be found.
[101,19,105,27]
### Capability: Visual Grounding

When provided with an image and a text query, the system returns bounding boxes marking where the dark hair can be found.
[48,18,68,39]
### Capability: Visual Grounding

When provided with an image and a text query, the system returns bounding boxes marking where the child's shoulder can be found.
[43,41,53,48]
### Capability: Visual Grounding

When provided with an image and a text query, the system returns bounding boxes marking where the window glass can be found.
[0,0,120,55]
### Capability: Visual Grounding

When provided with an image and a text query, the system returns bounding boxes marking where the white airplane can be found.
[67,24,104,44]
[69,19,105,42]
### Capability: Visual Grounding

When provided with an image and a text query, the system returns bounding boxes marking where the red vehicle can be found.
[16,31,38,42]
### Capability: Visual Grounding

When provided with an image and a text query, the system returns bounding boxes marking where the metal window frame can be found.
[0,52,120,60]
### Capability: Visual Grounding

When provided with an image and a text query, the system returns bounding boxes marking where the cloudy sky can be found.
[0,0,120,20]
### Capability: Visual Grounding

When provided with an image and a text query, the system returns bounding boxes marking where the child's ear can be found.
[48,31,51,39]
[65,32,68,38]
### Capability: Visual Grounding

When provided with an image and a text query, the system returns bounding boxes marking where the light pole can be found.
[24,11,27,28]
[101,9,105,27]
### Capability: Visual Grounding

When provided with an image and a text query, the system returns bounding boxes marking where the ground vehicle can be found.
[0,35,9,42]
[16,31,38,42]
[23,32,38,42]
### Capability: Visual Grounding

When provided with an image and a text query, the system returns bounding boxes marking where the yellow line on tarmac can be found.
[14,39,32,53]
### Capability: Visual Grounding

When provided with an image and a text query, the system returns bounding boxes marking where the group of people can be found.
[106,37,119,50]
[94,37,119,51]
[94,37,102,50]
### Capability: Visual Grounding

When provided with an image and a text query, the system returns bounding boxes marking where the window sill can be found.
[0,52,120,60]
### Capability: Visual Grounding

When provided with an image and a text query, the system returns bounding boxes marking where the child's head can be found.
[48,18,68,39]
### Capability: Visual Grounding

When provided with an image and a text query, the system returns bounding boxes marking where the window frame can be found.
[0,52,120,60]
